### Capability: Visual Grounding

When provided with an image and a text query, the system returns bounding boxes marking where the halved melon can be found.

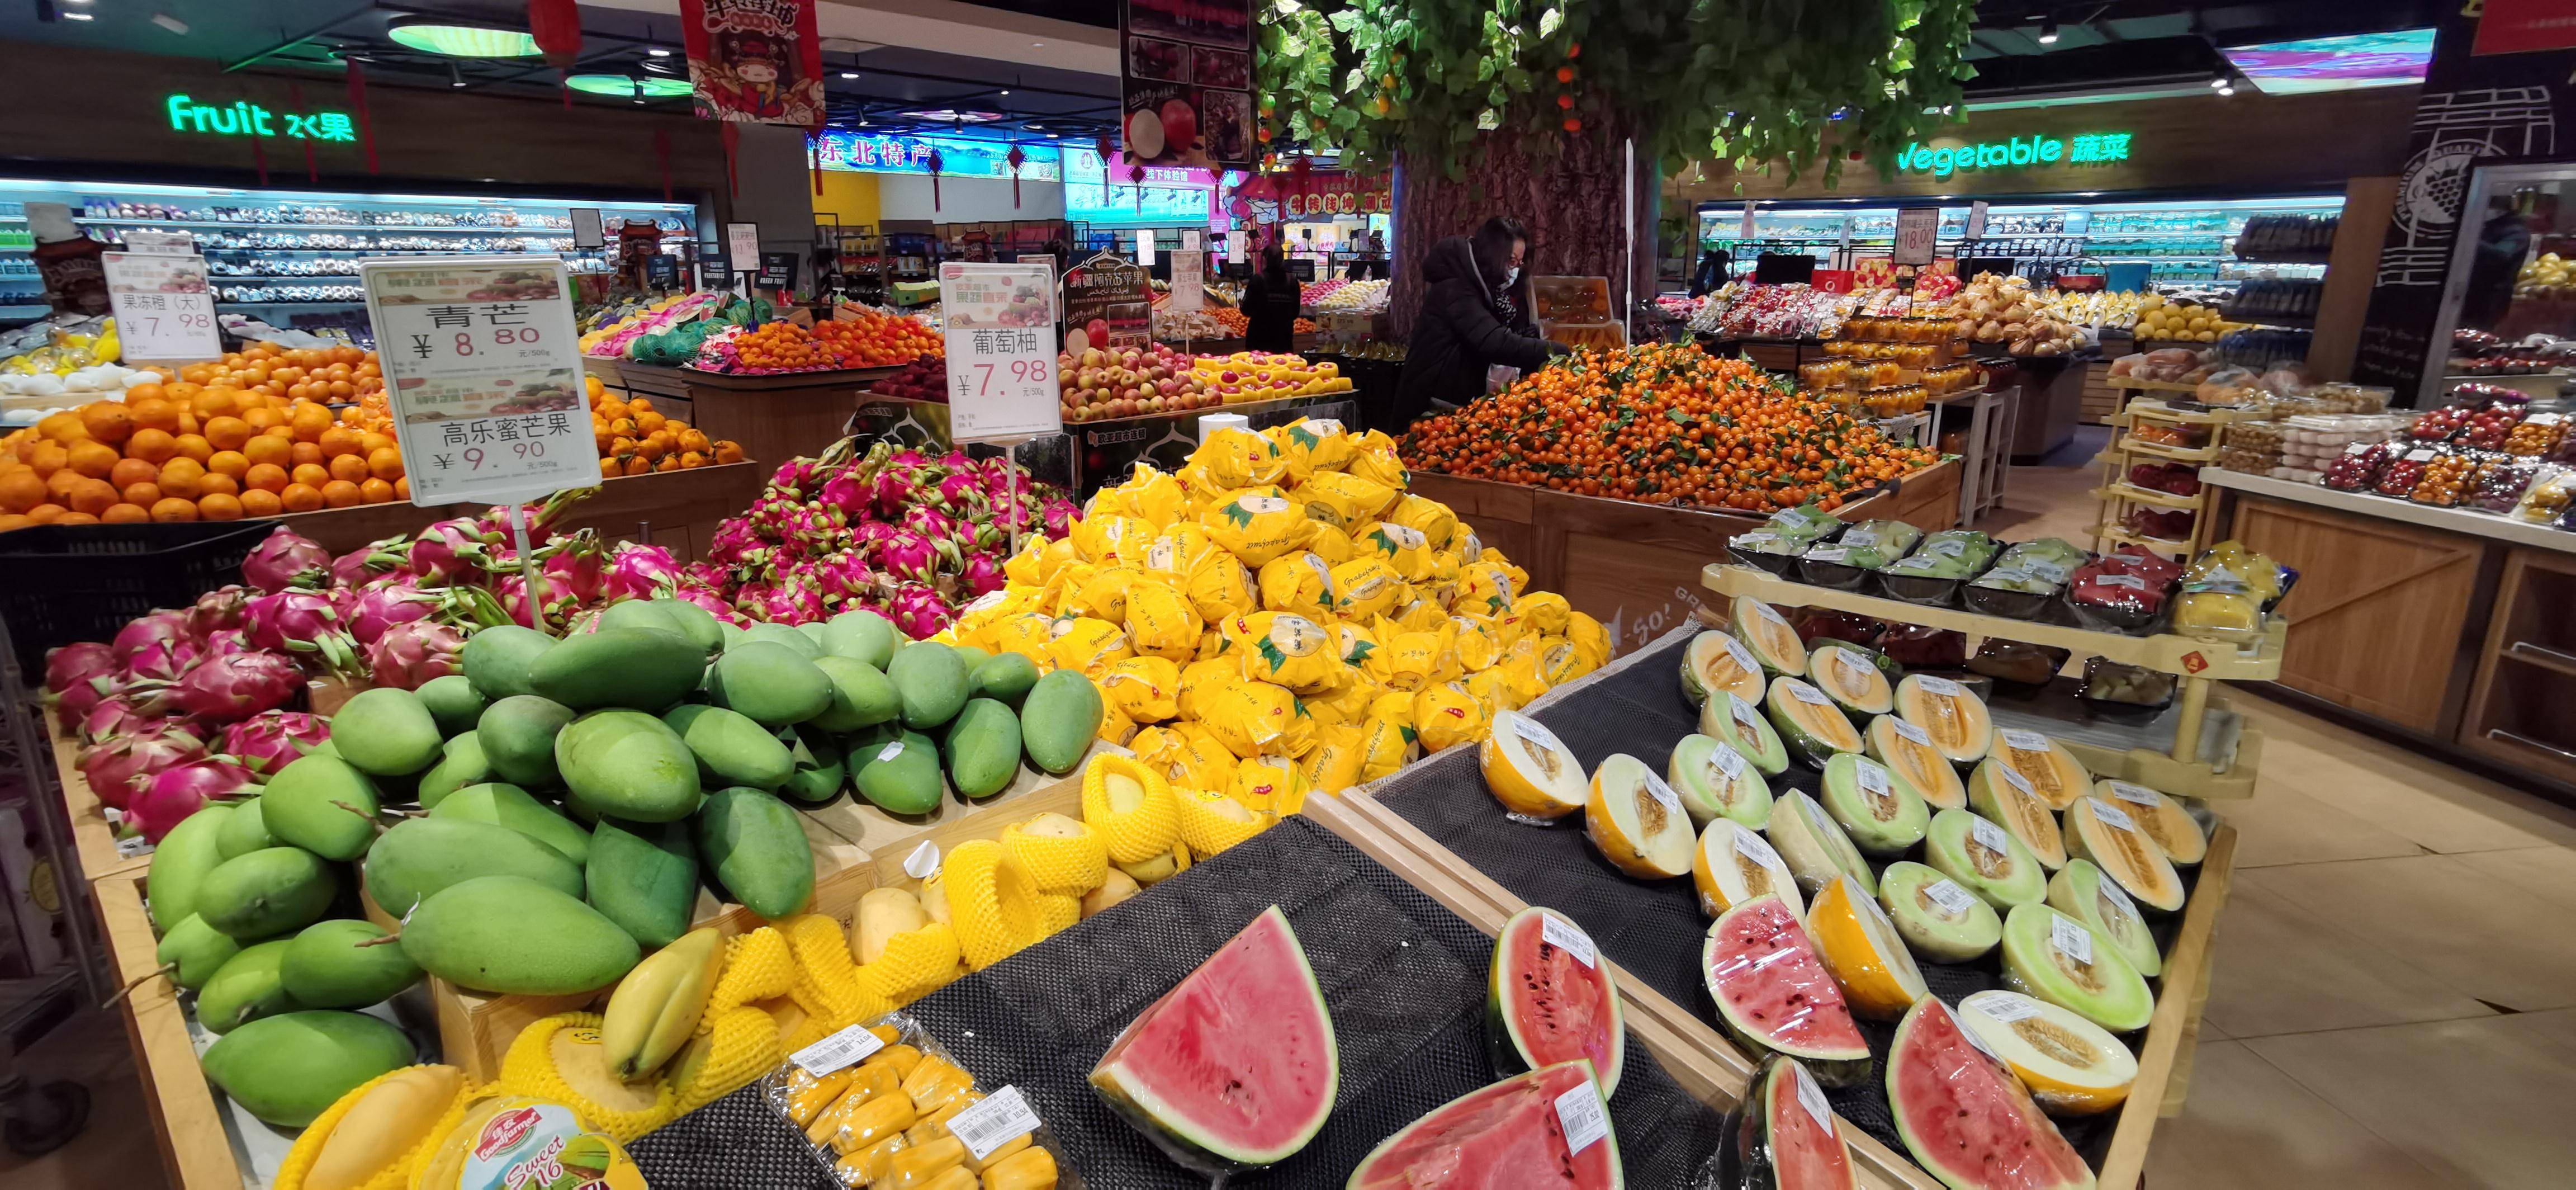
[1988,728,2091,811]
[1865,715,1967,811]
[1895,673,1992,765]
[1768,677,1864,769]
[1807,643,1895,720]
[1480,710,1587,820]
[1682,631,1768,709]
[2063,797,2186,914]
[1704,896,1872,1086]
[1702,692,1790,778]
[1878,860,2003,962]
[1957,990,2138,1117]
[1923,809,2046,912]
[1730,596,1807,679]
[1669,733,1774,830]
[1583,754,1694,880]
[1819,753,1928,857]
[1808,875,1928,1020]
[1717,1055,1859,1190]
[1487,907,1625,1094]
[2047,859,2162,978]
[2000,903,2153,1033]
[1968,760,2068,870]
[2094,779,2208,866]
[1694,820,1805,920]
[1886,998,2096,1190]
[1348,1060,1621,1189]
[1767,791,1877,898]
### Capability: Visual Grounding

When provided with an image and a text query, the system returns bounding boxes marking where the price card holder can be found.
[103,252,220,366]
[359,257,594,510]
[939,261,1063,445]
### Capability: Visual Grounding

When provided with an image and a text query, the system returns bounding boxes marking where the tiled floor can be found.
[8,450,2575,1188]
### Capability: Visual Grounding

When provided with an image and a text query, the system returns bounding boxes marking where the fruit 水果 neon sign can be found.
[164,95,358,142]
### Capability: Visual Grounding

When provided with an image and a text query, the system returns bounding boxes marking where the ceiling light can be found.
[647,47,671,57]
[1000,89,1011,96]
[2209,70,2231,89]
[840,70,859,79]
[450,63,467,87]
[2216,81,2236,96]
[2037,18,2059,44]
[390,22,542,58]
[63,10,94,18]
[567,74,694,97]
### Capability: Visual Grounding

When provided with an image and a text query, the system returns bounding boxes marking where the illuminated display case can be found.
[1698,195,2341,289]
[2418,160,2576,407]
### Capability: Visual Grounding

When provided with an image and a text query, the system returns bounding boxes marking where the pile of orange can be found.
[726,322,836,371]
[810,308,943,367]
[586,375,745,479]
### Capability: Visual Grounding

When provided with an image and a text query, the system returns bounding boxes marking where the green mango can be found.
[585,818,698,950]
[201,1010,414,1127]
[555,710,703,823]
[195,939,299,1035]
[155,913,243,990]
[943,698,1023,800]
[416,674,489,738]
[695,787,815,919]
[195,847,337,940]
[946,644,992,673]
[778,726,846,805]
[529,627,708,712]
[280,919,421,1009]
[460,625,557,702]
[807,655,902,733]
[430,783,592,865]
[415,732,493,809]
[329,688,443,777]
[146,804,235,933]
[400,876,640,995]
[651,598,724,654]
[887,641,970,730]
[260,755,381,861]
[970,652,1041,707]
[853,729,944,816]
[215,796,276,860]
[362,817,583,919]
[709,641,833,728]
[745,622,823,659]
[597,599,688,638]
[478,695,577,788]
[795,621,832,650]
[716,621,746,652]
[819,609,897,669]
[662,703,794,790]
[1019,668,1105,775]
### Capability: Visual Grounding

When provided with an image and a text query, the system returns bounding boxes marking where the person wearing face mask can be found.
[1388,216,1567,432]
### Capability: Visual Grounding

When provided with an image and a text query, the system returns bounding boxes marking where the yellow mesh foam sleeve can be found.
[674,1005,783,1115]
[1176,787,1276,858]
[274,1065,475,1190]
[859,923,964,1007]
[944,840,1045,972]
[1034,894,1081,936]
[495,1014,678,1144]
[1000,819,1109,896]
[784,913,893,1030]
[1078,754,1181,863]
[704,926,795,1026]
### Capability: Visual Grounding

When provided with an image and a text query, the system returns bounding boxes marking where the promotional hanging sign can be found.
[358,257,594,506]
[939,261,1062,443]
[1063,251,1152,353]
[680,0,827,127]
[102,252,219,365]
[1119,0,1255,170]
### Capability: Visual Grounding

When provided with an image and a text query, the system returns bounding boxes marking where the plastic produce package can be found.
[2066,547,2180,633]
[765,1016,1072,1189]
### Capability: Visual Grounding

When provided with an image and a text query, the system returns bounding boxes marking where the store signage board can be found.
[1170,230,1205,313]
[1064,252,1151,352]
[102,253,219,365]
[1896,131,2133,178]
[358,257,594,507]
[817,133,1063,181]
[1119,0,1256,171]
[939,261,1062,443]
[1893,207,1940,266]
[120,230,197,256]
[758,251,799,290]
[163,94,356,142]
[571,208,605,250]
[1966,201,1990,239]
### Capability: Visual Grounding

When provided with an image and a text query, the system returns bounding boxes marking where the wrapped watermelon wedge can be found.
[1487,906,1626,1093]
[1717,1055,1858,1190]
[1702,896,1871,1086]
[1348,1059,1621,1189]
[1887,997,2096,1190]
[1090,905,1338,1172]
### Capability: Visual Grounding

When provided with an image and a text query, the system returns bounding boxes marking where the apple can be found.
[1087,319,1109,345]
[1140,381,1159,399]
[1158,100,1198,157]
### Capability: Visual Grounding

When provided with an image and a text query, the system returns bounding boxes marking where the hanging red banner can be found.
[680,0,827,128]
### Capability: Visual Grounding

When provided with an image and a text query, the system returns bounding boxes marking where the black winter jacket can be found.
[1242,271,1300,352]
[1388,236,1562,432]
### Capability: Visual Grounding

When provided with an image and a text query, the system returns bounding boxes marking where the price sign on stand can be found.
[1893,207,1939,266]
[939,261,1062,443]
[120,229,197,256]
[1135,230,1157,267]
[102,252,219,365]
[1965,201,1990,241]
[1169,230,1205,313]
[358,257,595,508]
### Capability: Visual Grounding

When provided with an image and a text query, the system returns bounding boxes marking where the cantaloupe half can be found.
[1894,674,1992,765]
[1865,715,1967,810]
[1768,790,1877,898]
[1807,643,1895,719]
[1479,710,1588,820]
[1682,631,1768,708]
[1730,595,1808,678]
[1808,874,1928,1021]
[2063,797,2186,914]
[1693,819,1805,920]
[1956,990,2137,1116]
[1969,759,2069,870]
[1583,753,1694,880]
[2047,860,2162,979]
[1668,733,1774,830]
[1988,728,2091,810]
[2092,780,2208,866]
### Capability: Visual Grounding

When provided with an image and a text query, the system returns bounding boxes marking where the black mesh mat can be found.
[631,1084,838,1189]
[1372,628,2194,1170]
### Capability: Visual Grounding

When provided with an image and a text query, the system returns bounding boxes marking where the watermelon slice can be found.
[1702,896,1871,1086]
[1717,1055,1859,1190]
[1887,997,2096,1190]
[1091,906,1338,1170]
[1488,906,1627,1093]
[1348,1059,1622,1189]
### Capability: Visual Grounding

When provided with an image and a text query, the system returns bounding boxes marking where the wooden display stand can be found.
[263,462,765,563]
[598,361,898,474]
[2092,399,2256,561]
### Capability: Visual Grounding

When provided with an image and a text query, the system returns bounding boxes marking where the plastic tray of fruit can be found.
[764,1014,1079,1188]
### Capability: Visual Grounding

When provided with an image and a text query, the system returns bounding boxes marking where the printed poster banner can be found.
[681,0,826,127]
[1120,0,1254,171]
[1237,172,1393,223]
[1063,251,1151,354]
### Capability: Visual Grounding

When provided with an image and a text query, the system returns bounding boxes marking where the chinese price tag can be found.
[1793,1062,1836,1134]
[1970,815,2012,856]
[1977,994,2044,1024]
[1512,715,1564,754]
[2087,797,2138,833]
[1134,230,1156,266]
[1924,879,1978,915]
[939,261,1062,443]
[358,257,593,507]
[1540,913,1598,968]
[790,1023,887,1076]
[2051,914,2094,965]
[946,1086,1044,1160]
[1555,1082,1609,1155]
[1892,717,1934,747]
[1169,230,1205,313]
[103,253,220,364]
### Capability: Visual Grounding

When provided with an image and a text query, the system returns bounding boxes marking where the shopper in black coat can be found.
[1389,218,1565,432]
[1242,244,1301,353]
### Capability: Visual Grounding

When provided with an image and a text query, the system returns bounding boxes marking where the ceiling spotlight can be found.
[1000,89,1011,96]
[450,63,467,88]
[2037,18,2059,44]
[2216,81,2236,96]
[2209,70,2230,89]
[63,9,95,18]
[647,47,671,57]
[840,70,859,79]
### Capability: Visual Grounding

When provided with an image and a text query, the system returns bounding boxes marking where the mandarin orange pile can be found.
[1397,342,1942,513]
[726,322,835,371]
[588,375,745,479]
[810,307,943,367]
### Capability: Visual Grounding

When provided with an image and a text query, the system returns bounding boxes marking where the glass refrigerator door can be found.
[2421,162,2576,408]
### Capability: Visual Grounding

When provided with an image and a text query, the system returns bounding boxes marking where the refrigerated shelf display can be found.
[1699,195,2343,285]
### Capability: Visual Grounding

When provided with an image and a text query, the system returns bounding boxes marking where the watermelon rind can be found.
[1887,997,2097,1190]
[1716,1055,1860,1190]
[1346,1059,1623,1190]
[1703,896,1872,1087]
[1487,906,1627,1094]
[1090,905,1339,1171]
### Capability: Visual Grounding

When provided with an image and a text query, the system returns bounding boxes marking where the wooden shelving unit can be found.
[2461,547,2576,787]
[2092,399,2257,560]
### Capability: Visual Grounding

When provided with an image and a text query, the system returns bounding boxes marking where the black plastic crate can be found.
[0,521,275,674]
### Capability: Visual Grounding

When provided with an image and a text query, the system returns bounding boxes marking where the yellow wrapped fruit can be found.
[1100,655,1182,724]
[1414,682,1491,753]
[1175,658,1239,722]
[1298,723,1367,796]
[1567,611,1613,669]
[1386,493,1459,550]
[1292,469,1399,528]
[1191,426,1287,489]
[1078,755,1182,863]
[1450,614,1502,672]
[1176,786,1276,856]
[1257,551,1341,619]
[1201,489,1314,565]
[1353,520,1434,581]
[1332,557,1402,620]
[1073,566,1141,624]
[1227,754,1312,815]
[1225,611,1341,693]
[1272,416,1357,480]
[1306,521,1356,564]
[1123,578,1203,662]
[1072,513,1153,565]
[1185,559,1260,622]
[1045,616,1132,678]
[1195,677,1311,758]
[942,840,1045,971]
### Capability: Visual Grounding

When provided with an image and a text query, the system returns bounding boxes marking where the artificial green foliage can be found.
[1256,0,1979,183]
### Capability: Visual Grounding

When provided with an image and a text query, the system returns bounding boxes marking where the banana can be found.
[601,927,727,1082]
[305,1065,467,1190]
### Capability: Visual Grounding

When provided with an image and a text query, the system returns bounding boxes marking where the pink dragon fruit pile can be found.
[704,439,1073,639]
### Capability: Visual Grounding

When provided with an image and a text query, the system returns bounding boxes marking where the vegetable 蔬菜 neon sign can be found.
[1897,132,2133,178]
[165,95,357,142]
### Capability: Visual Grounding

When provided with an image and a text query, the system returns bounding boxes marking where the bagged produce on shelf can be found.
[2066,547,2180,632]
[2172,540,2289,641]
[2511,466,2576,523]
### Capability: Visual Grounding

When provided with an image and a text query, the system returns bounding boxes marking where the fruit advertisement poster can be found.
[1063,252,1152,353]
[680,0,827,127]
[1120,0,1254,170]
[358,258,595,506]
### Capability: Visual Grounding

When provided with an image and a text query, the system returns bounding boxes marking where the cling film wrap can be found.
[988,612,1058,665]
[1174,657,1240,724]
[1073,566,1141,625]
[1071,513,1153,566]
[1331,556,1403,620]
[1290,469,1399,528]
[756,1011,1083,1190]
[1370,621,1457,692]
[1351,519,1433,581]
[1101,655,1182,724]
[1045,616,1133,679]
[1516,590,1573,636]
[1448,613,1502,673]
[1121,580,1202,662]
[1183,558,1260,622]
[1189,425,1287,489]
[1305,520,1357,564]
[1411,681,1490,753]
[1257,551,1341,619]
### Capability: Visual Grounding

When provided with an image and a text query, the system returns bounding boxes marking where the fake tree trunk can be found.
[1387,111,1659,339]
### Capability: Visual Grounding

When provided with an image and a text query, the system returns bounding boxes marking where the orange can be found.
[623,455,652,477]
[44,467,82,501]
[287,383,313,403]
[366,446,405,481]
[121,482,163,507]
[339,405,366,426]
[164,380,204,404]
[26,443,68,478]
[191,389,239,420]
[178,364,216,385]
[0,514,34,533]
[327,454,370,484]
[206,450,250,479]
[289,403,333,441]
[319,479,362,508]
[36,412,88,445]
[197,473,238,498]
[0,470,43,513]
[359,431,394,456]
[238,488,282,517]
[125,428,177,465]
[108,457,159,490]
[176,409,200,436]
[67,479,117,516]
[243,464,289,494]
[80,402,134,445]
[600,456,621,479]
[656,455,680,473]
[100,503,148,525]
[203,416,253,452]
[242,405,283,432]
[608,417,638,439]
[51,512,98,526]
[242,435,291,469]
[290,441,324,468]
[393,477,409,500]
[634,411,667,435]
[149,497,198,523]
[65,440,120,480]
[329,380,356,400]
[25,503,64,524]
[317,427,363,459]
[173,434,213,464]
[279,483,324,513]
[628,398,655,415]
[679,451,707,469]
[358,478,395,504]
[196,493,244,521]
[158,459,206,500]
[291,462,330,489]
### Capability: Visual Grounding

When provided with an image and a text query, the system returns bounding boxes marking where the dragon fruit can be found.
[188,585,254,636]
[935,472,987,512]
[899,504,957,544]
[121,637,202,686]
[129,758,258,843]
[674,585,745,625]
[809,551,879,605]
[368,620,465,690]
[45,641,116,696]
[168,651,303,724]
[873,465,922,516]
[959,552,1007,599]
[405,518,493,585]
[603,544,681,600]
[221,711,329,775]
[80,696,153,745]
[347,580,438,645]
[884,582,956,640]
[79,724,206,810]
[244,589,359,673]
[875,529,940,584]
[1042,498,1079,539]
[330,544,392,588]
[112,610,192,663]
[737,581,821,625]
[242,527,332,593]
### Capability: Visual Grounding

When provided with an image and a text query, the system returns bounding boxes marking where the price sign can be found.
[1737,201,1756,239]
[724,222,761,276]
[939,261,1063,443]
[358,257,595,506]
[1893,206,1939,266]
[1169,230,1205,314]
[103,252,219,364]
[1227,234,1247,266]
[119,229,197,256]
[571,207,605,250]
[1135,230,1157,266]
[1966,200,1990,240]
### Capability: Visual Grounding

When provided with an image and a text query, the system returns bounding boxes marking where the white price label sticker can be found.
[1892,717,1934,747]
[1792,1062,1837,1135]
[2405,448,2436,462]
[2096,573,2149,591]
[1970,815,2012,856]
[2001,729,2052,752]
[2087,797,2138,833]
[1806,796,1836,834]
[939,261,1063,442]
[877,741,907,763]
[2108,781,2163,807]
[1806,547,1850,563]
[1915,675,1965,698]
[1734,828,1782,868]
[1723,635,1760,677]
[1555,1082,1610,1155]
[2051,914,2095,965]
[946,1085,1044,1160]
[1976,994,2045,1024]
[790,1023,887,1076]
[1513,715,1565,754]
[1857,759,1892,797]
[2097,871,2138,918]
[1643,771,1684,816]
[1786,679,1835,707]
[1733,531,1780,547]
[2026,560,2071,584]
[1924,879,1978,915]
[1541,913,1599,969]
[1731,697,1765,739]
[1754,600,1790,627]
[1834,649,1874,683]
[2000,765,2037,799]
[1708,741,1749,782]
[1842,530,1879,548]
